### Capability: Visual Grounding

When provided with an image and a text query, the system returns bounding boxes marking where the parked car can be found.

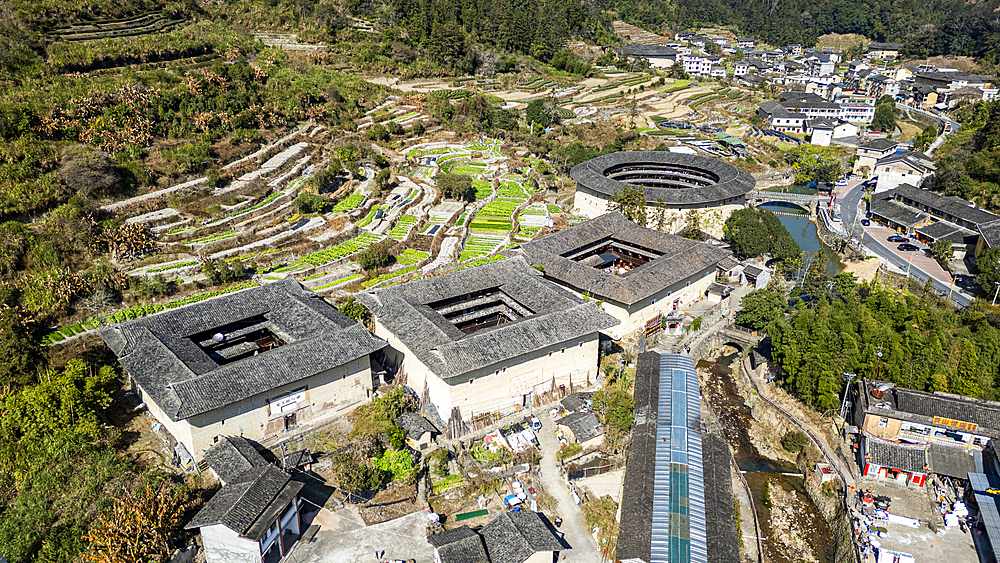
[897,243,919,251]
[835,179,849,186]
[861,219,870,226]
[888,235,908,243]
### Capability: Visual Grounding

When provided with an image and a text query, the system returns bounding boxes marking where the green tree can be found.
[339,297,370,323]
[780,430,808,453]
[295,192,328,214]
[609,185,647,226]
[976,246,1000,297]
[355,241,393,271]
[426,22,467,65]
[932,239,953,267]
[871,104,896,133]
[0,307,44,388]
[723,208,769,259]
[591,388,634,432]
[436,173,474,201]
[735,290,786,330]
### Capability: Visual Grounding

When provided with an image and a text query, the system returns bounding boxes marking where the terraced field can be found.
[387,215,418,240]
[300,232,383,266]
[333,193,365,212]
[469,198,521,234]
[460,234,505,261]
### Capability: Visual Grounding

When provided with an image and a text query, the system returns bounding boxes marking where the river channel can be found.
[758,200,846,277]
[701,353,836,563]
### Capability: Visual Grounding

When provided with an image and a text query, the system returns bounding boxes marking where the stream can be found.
[701,352,836,563]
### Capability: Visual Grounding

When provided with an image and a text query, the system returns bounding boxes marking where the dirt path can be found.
[537,413,600,562]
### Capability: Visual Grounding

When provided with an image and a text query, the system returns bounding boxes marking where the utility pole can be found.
[839,372,858,430]
[993,281,1000,307]
[874,344,883,381]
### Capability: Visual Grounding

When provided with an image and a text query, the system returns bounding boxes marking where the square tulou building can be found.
[101,278,387,460]
[355,257,618,436]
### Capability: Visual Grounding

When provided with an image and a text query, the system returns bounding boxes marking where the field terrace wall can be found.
[356,257,618,434]
[513,212,731,337]
[100,279,387,460]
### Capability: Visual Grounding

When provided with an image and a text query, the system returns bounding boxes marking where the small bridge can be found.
[746,190,820,216]
[708,325,764,354]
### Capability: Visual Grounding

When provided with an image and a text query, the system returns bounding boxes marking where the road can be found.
[537,413,602,563]
[838,181,973,308]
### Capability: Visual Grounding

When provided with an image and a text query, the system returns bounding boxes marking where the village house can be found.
[873,150,936,193]
[853,138,900,176]
[427,511,566,563]
[514,212,732,337]
[757,101,806,133]
[395,411,439,450]
[869,183,1000,258]
[619,45,680,69]
[355,258,618,435]
[100,279,388,461]
[737,37,755,49]
[866,42,902,60]
[186,461,304,563]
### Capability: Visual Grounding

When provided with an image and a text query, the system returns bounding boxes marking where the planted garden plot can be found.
[498,181,528,198]
[448,163,487,176]
[333,194,365,212]
[387,215,418,240]
[396,249,429,265]
[192,229,237,245]
[314,274,362,290]
[358,205,386,228]
[460,234,505,261]
[473,180,493,200]
[362,265,420,288]
[299,232,383,266]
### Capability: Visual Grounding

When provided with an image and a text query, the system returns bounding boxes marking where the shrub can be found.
[295,192,327,214]
[355,241,393,271]
[781,430,808,454]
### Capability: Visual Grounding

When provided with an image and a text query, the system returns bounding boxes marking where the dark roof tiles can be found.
[101,279,387,420]
[428,526,490,563]
[570,151,755,206]
[480,511,566,563]
[516,212,731,306]
[396,412,439,440]
[204,436,268,484]
[557,411,604,443]
[185,465,303,540]
[356,258,618,380]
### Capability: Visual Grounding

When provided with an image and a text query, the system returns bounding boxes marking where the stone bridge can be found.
[698,324,764,356]
[746,190,820,217]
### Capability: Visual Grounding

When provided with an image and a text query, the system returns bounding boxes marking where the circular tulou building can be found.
[571,151,756,235]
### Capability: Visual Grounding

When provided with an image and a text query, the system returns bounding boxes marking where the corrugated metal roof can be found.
[970,472,1000,563]
[651,354,707,563]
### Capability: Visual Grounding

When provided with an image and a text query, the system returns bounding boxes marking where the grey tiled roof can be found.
[204,436,267,484]
[889,184,999,226]
[100,279,387,420]
[623,45,679,57]
[979,220,1000,249]
[480,511,566,563]
[916,221,976,244]
[928,443,976,479]
[427,526,490,563]
[561,391,593,412]
[356,258,618,380]
[894,387,1000,433]
[185,465,303,540]
[396,412,438,440]
[870,194,928,227]
[557,411,604,443]
[570,151,756,206]
[515,212,731,306]
[875,152,935,174]
[865,438,928,473]
[868,43,902,51]
[758,101,805,120]
[858,138,898,151]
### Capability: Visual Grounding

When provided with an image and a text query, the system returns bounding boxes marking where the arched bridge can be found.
[746,190,820,216]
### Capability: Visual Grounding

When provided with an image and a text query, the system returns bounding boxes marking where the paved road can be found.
[838,181,973,308]
[537,413,601,563]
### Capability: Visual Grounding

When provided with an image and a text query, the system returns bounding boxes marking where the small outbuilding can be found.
[396,411,439,450]
[557,411,605,450]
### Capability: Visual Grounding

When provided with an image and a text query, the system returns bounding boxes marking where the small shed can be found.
[557,411,605,450]
[396,412,439,450]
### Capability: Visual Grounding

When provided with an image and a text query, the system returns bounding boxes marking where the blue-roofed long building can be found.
[618,352,711,563]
